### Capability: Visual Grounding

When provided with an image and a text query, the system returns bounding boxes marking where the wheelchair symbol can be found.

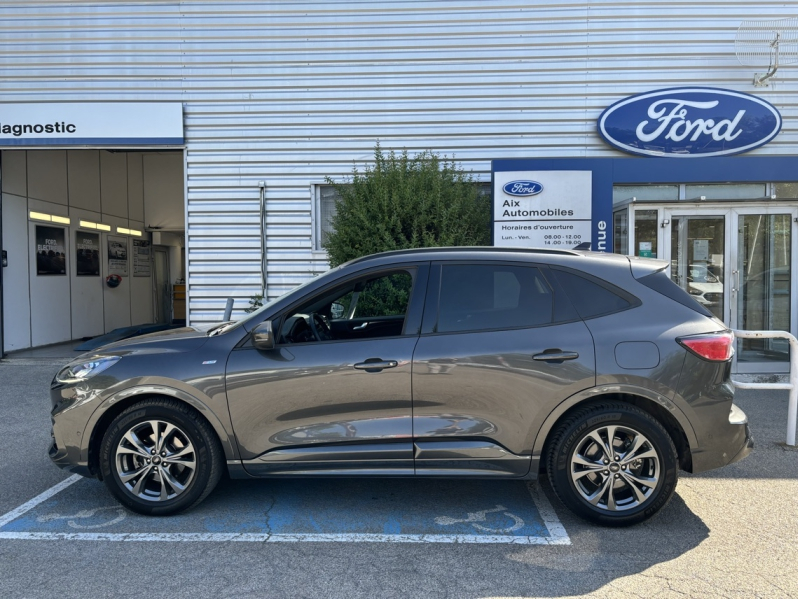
[435,505,524,533]
[37,505,127,529]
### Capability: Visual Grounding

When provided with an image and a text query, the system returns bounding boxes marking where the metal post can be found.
[732,329,798,446]
[789,332,798,446]
[258,181,267,300]
[223,298,234,321]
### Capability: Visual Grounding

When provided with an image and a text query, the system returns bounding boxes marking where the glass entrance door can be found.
[670,215,726,322]
[733,210,794,371]
[661,206,796,373]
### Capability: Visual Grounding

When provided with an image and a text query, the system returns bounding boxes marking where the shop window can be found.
[613,209,628,255]
[685,183,766,200]
[634,210,658,258]
[775,182,798,199]
[612,185,678,204]
[314,184,345,251]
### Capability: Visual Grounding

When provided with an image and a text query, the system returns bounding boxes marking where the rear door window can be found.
[437,264,553,333]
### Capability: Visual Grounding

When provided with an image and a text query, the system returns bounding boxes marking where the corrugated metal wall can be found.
[0,1,795,323]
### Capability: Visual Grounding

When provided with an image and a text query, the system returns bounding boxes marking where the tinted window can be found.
[638,270,713,317]
[552,268,634,319]
[353,272,413,318]
[437,264,553,333]
[279,269,414,343]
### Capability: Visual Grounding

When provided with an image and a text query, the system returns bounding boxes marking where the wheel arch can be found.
[84,386,237,479]
[532,386,696,476]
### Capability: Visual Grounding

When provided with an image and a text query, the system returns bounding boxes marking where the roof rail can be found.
[344,246,582,266]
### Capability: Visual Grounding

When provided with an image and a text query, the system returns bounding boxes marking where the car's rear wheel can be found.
[99,398,223,516]
[546,401,678,526]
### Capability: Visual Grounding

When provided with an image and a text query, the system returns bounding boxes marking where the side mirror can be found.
[252,321,275,350]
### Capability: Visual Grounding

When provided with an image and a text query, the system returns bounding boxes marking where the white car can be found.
[687,264,723,307]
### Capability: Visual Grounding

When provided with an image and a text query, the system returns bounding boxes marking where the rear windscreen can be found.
[637,270,714,317]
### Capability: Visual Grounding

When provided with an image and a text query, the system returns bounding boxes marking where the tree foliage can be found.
[323,145,491,267]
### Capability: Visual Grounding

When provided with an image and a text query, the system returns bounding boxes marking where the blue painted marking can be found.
[0,478,554,540]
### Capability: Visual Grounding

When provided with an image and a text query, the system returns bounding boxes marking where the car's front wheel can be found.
[99,398,223,516]
[546,401,678,526]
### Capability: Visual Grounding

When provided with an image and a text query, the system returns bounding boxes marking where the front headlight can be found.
[55,356,121,383]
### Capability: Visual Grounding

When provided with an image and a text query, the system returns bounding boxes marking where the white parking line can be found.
[0,531,571,544]
[0,475,81,528]
[0,477,570,545]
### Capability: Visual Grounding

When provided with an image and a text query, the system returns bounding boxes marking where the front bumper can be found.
[48,380,100,478]
[48,426,93,477]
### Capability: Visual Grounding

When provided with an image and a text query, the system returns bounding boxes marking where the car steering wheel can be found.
[309,312,333,342]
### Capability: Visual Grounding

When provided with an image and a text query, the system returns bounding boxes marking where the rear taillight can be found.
[677,331,735,361]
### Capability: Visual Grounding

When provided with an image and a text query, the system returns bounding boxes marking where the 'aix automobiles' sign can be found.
[598,87,782,157]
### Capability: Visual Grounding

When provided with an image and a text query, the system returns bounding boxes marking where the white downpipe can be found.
[732,329,798,446]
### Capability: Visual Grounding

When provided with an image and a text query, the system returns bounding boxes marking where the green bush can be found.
[323,145,491,267]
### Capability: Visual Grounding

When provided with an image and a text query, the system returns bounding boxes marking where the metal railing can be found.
[732,329,798,447]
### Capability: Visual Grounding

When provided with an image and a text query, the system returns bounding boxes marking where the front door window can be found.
[279,269,414,344]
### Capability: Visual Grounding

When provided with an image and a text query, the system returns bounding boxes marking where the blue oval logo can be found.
[503,180,544,196]
[598,87,781,157]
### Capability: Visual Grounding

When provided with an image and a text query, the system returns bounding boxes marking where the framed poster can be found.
[75,231,100,276]
[35,225,67,275]
[107,235,128,276]
[133,239,151,277]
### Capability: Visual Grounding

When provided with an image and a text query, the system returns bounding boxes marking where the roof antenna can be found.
[735,17,798,87]
[573,242,591,251]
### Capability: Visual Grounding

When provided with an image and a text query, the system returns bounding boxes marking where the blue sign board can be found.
[502,180,544,197]
[598,87,781,158]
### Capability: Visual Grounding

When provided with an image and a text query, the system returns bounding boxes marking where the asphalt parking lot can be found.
[1,358,797,598]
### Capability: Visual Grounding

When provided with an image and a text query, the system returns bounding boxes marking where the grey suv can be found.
[49,248,752,526]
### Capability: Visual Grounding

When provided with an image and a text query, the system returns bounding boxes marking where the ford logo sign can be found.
[597,87,782,157]
[503,180,543,196]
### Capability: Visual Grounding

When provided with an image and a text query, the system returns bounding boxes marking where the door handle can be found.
[352,322,369,330]
[354,359,398,372]
[532,350,579,363]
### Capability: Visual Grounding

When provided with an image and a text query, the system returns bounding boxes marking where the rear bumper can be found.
[690,404,753,473]
[727,423,754,466]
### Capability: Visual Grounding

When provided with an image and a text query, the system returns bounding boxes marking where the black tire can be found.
[99,398,224,516]
[545,401,678,527]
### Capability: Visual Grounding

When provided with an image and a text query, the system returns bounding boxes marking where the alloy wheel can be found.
[115,419,197,502]
[569,425,661,511]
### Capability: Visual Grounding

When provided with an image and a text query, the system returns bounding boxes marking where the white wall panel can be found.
[28,220,71,346]
[0,1,796,324]
[99,151,128,219]
[67,151,101,213]
[1,151,27,197]
[143,153,185,229]
[68,220,105,340]
[1,193,31,350]
[27,151,68,205]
